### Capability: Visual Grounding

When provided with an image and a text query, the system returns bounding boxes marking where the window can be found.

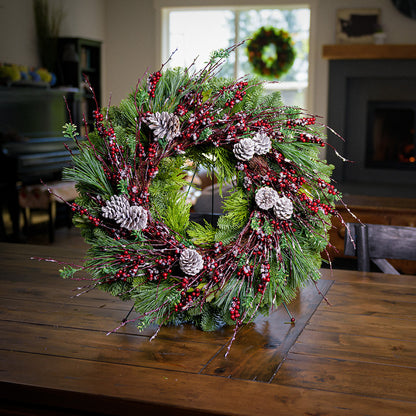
[164,7,310,108]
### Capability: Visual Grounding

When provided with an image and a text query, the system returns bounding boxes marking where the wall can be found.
[0,0,38,66]
[105,0,416,117]
[1,0,415,119]
[150,0,416,119]
[312,0,416,124]
[0,0,106,95]
[104,0,156,106]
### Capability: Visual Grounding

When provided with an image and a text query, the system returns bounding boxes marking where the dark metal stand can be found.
[122,304,135,323]
[282,302,296,324]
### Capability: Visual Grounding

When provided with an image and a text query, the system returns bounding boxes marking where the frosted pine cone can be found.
[273,196,294,220]
[233,138,255,161]
[252,131,271,155]
[102,195,129,220]
[179,248,204,276]
[118,205,148,231]
[255,186,279,210]
[147,112,181,142]
[102,195,148,231]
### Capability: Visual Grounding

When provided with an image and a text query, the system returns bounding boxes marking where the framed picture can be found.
[336,8,381,43]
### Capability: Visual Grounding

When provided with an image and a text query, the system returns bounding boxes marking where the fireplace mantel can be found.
[322,44,416,60]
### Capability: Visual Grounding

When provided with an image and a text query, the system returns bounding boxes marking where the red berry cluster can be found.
[147,71,161,98]
[93,109,104,124]
[225,112,249,141]
[212,241,224,254]
[153,256,175,280]
[278,168,306,193]
[229,297,241,321]
[108,134,124,160]
[251,118,272,132]
[286,116,316,128]
[317,178,338,196]
[93,109,117,142]
[136,141,146,158]
[223,81,248,109]
[71,202,100,227]
[299,193,335,216]
[299,193,321,214]
[212,269,223,283]
[101,253,144,284]
[175,288,202,312]
[298,133,325,147]
[175,104,188,116]
[247,171,279,188]
[237,264,254,278]
[203,256,219,273]
[257,263,271,294]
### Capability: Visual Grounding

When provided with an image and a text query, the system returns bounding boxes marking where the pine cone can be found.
[102,195,148,231]
[252,131,271,155]
[147,112,181,142]
[102,195,129,219]
[255,186,279,210]
[233,138,255,161]
[273,196,294,220]
[179,248,204,276]
[118,205,148,231]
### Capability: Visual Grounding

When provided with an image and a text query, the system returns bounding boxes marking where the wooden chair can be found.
[344,223,416,274]
[18,181,78,243]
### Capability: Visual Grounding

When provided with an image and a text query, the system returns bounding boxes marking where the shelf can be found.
[322,44,416,60]
[57,37,101,133]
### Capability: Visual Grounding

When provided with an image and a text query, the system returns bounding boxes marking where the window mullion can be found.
[234,10,240,79]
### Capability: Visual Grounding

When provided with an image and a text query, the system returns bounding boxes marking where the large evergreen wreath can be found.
[60,44,343,342]
[247,27,296,79]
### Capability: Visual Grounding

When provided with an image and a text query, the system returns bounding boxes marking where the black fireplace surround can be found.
[326,58,416,198]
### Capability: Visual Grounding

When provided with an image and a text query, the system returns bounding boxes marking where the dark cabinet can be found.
[56,37,101,134]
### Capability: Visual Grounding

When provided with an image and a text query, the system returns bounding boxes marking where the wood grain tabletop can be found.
[0,242,415,415]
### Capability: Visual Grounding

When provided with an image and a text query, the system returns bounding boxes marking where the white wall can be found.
[0,0,39,66]
[0,0,105,63]
[104,0,156,106]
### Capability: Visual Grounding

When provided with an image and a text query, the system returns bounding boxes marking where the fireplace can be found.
[366,102,416,169]
[324,45,416,198]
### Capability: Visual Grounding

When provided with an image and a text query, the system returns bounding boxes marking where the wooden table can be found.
[1,242,415,415]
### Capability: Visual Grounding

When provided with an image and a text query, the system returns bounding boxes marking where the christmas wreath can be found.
[58,44,344,346]
[246,27,296,79]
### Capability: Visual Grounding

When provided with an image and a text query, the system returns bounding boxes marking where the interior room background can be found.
[1,0,415,129]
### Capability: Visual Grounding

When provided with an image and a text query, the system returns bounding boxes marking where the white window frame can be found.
[158,4,312,108]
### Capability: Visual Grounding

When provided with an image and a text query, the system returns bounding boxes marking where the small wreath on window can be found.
[247,27,296,79]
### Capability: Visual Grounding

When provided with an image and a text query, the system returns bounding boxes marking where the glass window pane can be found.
[238,8,310,107]
[168,10,235,77]
[165,7,310,108]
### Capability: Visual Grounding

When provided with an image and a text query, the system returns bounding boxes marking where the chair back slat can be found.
[344,223,416,273]
[367,224,416,260]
